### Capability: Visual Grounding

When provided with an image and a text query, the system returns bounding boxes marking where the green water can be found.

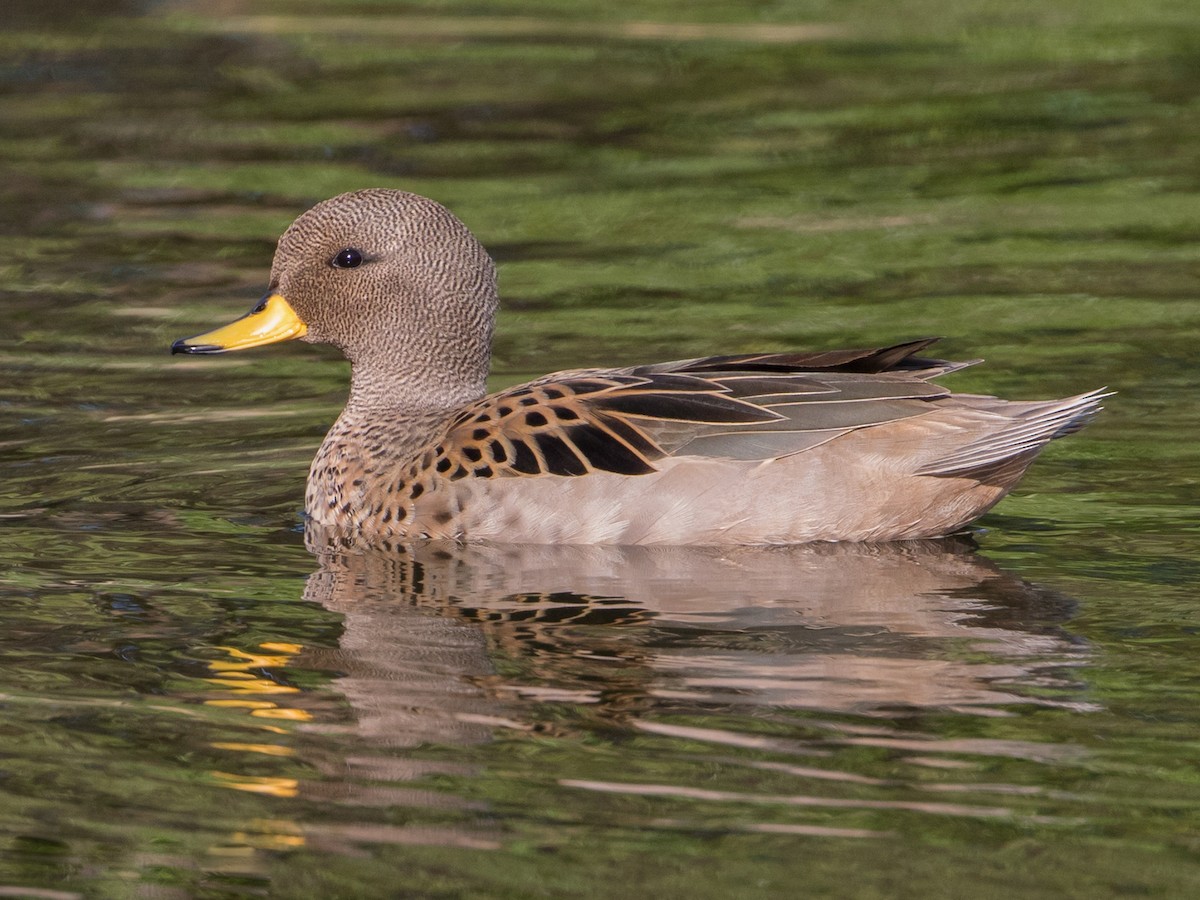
[2,0,1199,897]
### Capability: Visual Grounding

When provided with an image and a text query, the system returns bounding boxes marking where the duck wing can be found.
[436,339,970,478]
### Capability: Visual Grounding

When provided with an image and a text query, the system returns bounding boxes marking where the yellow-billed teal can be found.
[172,189,1105,545]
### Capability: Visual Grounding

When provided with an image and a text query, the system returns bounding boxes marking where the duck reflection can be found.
[299,534,1088,744]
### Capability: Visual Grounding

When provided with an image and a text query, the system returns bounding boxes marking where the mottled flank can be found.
[180,189,1105,545]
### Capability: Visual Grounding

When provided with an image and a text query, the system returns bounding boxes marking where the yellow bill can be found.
[171,293,307,355]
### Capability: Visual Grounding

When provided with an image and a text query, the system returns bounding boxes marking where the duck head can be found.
[172,189,499,410]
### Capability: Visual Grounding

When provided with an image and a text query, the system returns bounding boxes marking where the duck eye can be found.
[331,248,363,269]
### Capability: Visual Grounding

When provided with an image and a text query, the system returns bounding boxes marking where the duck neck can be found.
[318,359,484,467]
[346,356,486,416]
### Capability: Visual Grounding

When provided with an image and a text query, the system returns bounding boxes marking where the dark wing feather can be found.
[437,340,972,477]
[592,390,780,423]
[638,338,977,380]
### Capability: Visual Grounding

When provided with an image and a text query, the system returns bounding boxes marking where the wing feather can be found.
[434,339,972,477]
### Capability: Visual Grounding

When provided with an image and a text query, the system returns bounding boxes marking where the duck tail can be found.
[916,388,1111,479]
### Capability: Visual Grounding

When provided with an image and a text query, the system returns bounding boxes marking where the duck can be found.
[171,188,1105,545]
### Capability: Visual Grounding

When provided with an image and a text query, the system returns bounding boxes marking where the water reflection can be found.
[279,538,1096,845]
[300,536,1091,749]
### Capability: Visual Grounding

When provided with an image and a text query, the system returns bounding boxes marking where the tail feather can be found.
[917,388,1110,478]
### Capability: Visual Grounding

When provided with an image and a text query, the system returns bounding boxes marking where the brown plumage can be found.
[172,189,1107,545]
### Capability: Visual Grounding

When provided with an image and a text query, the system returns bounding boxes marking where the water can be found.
[2,0,1200,897]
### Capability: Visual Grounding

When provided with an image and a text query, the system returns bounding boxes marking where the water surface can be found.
[2,0,1199,897]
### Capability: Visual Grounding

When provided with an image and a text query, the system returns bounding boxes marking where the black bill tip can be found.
[170,339,224,355]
